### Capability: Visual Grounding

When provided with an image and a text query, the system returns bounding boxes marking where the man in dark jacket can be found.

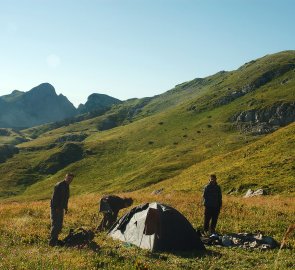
[203,174,222,234]
[97,195,133,231]
[49,173,74,246]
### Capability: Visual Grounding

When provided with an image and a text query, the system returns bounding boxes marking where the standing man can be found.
[49,173,74,246]
[97,195,133,231]
[203,174,222,234]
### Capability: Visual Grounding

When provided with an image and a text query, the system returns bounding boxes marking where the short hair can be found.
[210,174,217,180]
[66,173,75,178]
[124,198,133,206]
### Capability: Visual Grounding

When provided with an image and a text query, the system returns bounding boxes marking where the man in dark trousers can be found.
[203,174,222,234]
[49,173,74,246]
[97,195,133,231]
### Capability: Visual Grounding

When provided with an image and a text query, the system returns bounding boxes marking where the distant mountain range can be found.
[0,83,121,128]
[0,50,294,199]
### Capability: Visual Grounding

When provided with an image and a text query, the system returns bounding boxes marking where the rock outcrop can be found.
[216,64,295,106]
[244,189,266,198]
[231,102,295,134]
[77,93,121,114]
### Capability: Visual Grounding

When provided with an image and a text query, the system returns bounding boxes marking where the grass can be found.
[0,192,294,269]
[148,122,295,195]
[0,128,29,145]
[0,50,295,269]
[0,51,295,200]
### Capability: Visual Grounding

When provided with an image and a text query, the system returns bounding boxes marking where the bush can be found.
[0,129,11,136]
[55,133,88,143]
[0,144,19,163]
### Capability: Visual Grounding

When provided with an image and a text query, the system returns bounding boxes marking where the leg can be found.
[210,208,220,233]
[107,212,118,229]
[104,212,117,230]
[97,213,108,231]
[204,207,212,233]
[49,208,64,246]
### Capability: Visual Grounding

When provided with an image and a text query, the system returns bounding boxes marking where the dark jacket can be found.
[100,195,126,215]
[203,182,222,209]
[50,180,70,210]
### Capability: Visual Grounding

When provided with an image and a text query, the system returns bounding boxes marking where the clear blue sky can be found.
[0,0,294,107]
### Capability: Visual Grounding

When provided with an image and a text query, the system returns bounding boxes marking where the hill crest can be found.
[0,50,294,200]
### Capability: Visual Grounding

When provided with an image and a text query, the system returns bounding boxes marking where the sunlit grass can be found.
[0,51,294,269]
[0,192,294,269]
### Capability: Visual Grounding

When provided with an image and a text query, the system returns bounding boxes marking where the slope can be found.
[0,51,294,200]
[145,122,295,195]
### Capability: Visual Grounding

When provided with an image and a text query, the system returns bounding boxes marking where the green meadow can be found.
[0,51,294,269]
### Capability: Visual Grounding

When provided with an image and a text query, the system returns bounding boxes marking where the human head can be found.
[65,173,75,184]
[124,198,133,207]
[209,174,217,184]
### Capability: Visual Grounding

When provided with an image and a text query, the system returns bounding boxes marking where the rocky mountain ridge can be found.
[0,83,120,129]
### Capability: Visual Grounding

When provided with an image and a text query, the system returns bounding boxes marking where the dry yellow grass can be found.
[0,191,294,269]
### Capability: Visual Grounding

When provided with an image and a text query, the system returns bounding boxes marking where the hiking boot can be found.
[202,230,210,237]
[56,240,65,246]
[49,239,57,247]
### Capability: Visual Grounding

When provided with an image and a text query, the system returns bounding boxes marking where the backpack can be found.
[63,228,95,247]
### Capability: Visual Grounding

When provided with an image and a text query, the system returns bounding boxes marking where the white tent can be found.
[108,202,205,252]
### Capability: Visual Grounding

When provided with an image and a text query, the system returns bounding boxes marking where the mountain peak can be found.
[11,90,23,95]
[29,83,56,96]
[0,83,77,128]
[78,92,121,114]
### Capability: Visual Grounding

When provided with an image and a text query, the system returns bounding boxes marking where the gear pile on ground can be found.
[201,232,279,250]
[62,227,100,251]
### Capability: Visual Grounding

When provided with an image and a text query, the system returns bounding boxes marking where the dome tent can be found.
[108,202,205,252]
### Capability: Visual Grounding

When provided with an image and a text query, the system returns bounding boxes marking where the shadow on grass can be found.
[148,248,221,259]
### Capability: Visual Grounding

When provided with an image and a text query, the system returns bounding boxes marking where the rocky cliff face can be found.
[231,102,295,134]
[0,83,77,128]
[77,93,121,114]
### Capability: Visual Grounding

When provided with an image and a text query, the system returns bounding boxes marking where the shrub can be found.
[0,144,19,163]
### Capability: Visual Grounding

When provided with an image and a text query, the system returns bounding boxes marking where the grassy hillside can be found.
[146,122,295,195]
[0,128,29,145]
[0,50,294,200]
[0,51,294,270]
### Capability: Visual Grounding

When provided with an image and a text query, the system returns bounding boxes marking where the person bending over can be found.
[97,195,133,231]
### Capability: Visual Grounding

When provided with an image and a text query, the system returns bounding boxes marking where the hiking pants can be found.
[204,207,220,233]
[50,208,64,243]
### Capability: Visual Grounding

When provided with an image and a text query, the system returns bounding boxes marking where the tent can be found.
[108,202,205,252]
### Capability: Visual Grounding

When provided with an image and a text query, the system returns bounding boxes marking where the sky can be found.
[0,0,294,107]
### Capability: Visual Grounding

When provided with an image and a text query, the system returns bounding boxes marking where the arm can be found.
[51,184,62,209]
[218,186,222,208]
[64,185,69,212]
[203,186,208,206]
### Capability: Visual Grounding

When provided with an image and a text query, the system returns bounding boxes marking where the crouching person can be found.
[49,173,74,246]
[97,195,133,231]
